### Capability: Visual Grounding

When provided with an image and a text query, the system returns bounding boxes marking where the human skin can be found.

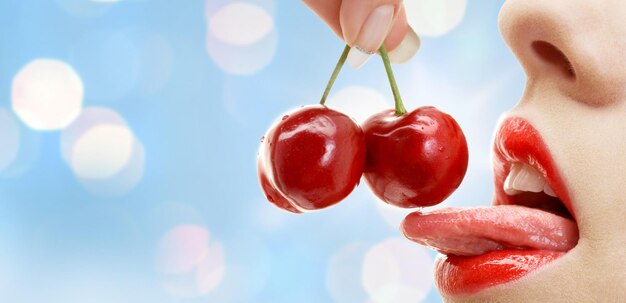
[443,0,626,301]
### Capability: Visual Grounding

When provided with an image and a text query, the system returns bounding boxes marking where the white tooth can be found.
[512,163,546,193]
[503,163,523,195]
[503,162,547,195]
[544,183,558,197]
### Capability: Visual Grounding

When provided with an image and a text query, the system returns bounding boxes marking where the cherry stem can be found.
[320,44,350,105]
[379,44,407,116]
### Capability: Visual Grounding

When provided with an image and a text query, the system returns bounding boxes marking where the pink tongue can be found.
[401,205,579,256]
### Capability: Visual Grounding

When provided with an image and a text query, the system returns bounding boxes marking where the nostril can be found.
[531,40,576,79]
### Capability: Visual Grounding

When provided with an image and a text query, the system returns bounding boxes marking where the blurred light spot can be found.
[56,0,113,17]
[326,242,370,303]
[157,225,225,298]
[209,3,274,46]
[61,107,145,196]
[327,86,391,124]
[206,2,277,75]
[362,238,434,303]
[70,32,139,102]
[138,35,173,96]
[78,138,145,197]
[61,107,127,164]
[0,122,41,178]
[205,233,270,302]
[0,108,20,172]
[70,124,134,179]
[12,59,83,130]
[404,0,467,37]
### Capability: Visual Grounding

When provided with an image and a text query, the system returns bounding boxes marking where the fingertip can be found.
[384,4,409,51]
[388,26,421,64]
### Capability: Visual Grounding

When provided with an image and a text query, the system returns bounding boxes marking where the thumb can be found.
[340,0,418,68]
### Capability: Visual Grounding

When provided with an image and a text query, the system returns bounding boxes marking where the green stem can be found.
[379,44,407,116]
[320,45,351,105]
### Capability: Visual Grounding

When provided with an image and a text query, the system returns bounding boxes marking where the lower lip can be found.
[435,249,565,296]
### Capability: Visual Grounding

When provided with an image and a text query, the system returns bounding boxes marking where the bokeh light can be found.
[156,225,226,298]
[327,86,391,124]
[209,3,274,46]
[70,124,134,179]
[0,108,20,173]
[77,136,145,197]
[61,107,145,196]
[206,1,278,75]
[0,121,42,179]
[326,242,370,303]
[206,233,271,302]
[404,0,467,37]
[362,238,434,303]
[61,107,127,164]
[12,59,83,130]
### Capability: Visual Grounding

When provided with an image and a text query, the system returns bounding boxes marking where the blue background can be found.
[0,0,524,302]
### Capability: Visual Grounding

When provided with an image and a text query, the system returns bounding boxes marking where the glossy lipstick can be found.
[401,117,579,296]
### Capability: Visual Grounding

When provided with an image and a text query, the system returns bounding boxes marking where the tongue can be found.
[401,205,579,256]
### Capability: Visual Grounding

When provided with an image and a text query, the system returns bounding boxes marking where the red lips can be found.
[401,117,579,296]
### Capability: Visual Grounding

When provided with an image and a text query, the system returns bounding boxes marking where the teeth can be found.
[544,183,557,197]
[503,162,557,197]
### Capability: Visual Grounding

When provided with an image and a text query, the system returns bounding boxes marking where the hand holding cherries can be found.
[258,45,468,213]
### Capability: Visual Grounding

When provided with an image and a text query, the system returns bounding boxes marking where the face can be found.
[444,0,626,301]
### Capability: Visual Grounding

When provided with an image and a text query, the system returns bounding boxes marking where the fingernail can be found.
[389,26,420,64]
[347,5,395,68]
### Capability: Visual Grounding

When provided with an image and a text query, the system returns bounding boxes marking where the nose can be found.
[498,0,626,106]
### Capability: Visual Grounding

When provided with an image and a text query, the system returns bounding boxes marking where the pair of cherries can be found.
[257,45,468,213]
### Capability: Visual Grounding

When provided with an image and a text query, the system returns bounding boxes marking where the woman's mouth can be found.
[400,117,580,296]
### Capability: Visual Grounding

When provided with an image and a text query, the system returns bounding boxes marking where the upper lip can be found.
[492,116,576,221]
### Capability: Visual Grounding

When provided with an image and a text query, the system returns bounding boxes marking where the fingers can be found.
[386,7,421,64]
[303,0,420,68]
[340,0,418,67]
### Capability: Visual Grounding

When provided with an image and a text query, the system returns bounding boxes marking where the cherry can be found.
[363,107,468,207]
[362,45,468,208]
[257,105,366,212]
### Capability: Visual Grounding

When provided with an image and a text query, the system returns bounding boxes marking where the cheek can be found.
[522,99,626,243]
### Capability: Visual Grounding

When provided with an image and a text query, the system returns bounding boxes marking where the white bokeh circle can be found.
[61,107,145,196]
[70,124,134,179]
[12,59,83,130]
[61,107,128,164]
[0,108,20,173]
[327,86,391,124]
[156,225,226,298]
[404,0,467,37]
[326,242,370,303]
[206,2,277,75]
[362,238,434,303]
[209,2,274,46]
[77,136,145,197]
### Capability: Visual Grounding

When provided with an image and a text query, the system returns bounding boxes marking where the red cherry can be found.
[258,105,366,212]
[362,106,468,208]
